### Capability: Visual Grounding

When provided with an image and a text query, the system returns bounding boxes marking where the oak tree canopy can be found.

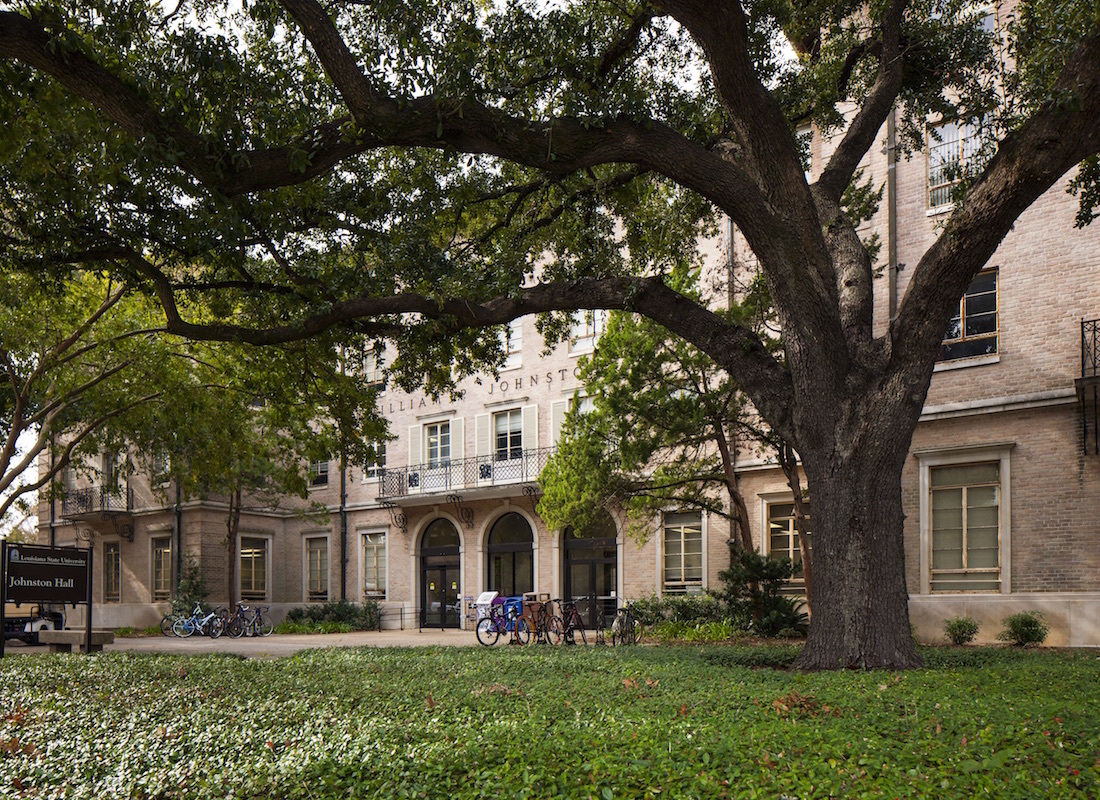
[2,0,1099,668]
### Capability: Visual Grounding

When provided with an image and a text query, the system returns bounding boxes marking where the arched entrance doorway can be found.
[487,512,534,597]
[420,518,461,629]
[563,512,618,627]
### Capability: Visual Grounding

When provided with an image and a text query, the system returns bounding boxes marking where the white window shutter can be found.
[522,404,538,450]
[407,425,421,467]
[475,413,490,459]
[451,417,464,460]
[550,400,568,445]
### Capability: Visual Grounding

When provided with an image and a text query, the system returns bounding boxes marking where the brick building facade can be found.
[38,110,1100,646]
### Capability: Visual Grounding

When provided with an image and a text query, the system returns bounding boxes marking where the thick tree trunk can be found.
[226,487,241,610]
[794,439,922,670]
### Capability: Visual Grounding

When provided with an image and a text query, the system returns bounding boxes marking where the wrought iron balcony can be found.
[62,485,134,518]
[379,447,554,499]
[1077,318,1100,455]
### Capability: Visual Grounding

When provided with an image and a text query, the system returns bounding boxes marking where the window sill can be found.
[926,204,955,217]
[933,353,999,373]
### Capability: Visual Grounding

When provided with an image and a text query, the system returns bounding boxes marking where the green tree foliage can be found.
[0,272,186,520]
[539,263,770,549]
[3,0,1099,667]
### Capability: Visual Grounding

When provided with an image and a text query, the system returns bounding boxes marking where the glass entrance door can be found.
[563,526,617,628]
[420,518,461,629]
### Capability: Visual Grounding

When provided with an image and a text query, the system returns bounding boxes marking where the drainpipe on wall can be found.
[340,456,348,600]
[887,107,899,321]
[173,481,182,597]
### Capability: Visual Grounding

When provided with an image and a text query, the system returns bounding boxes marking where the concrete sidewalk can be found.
[6,628,479,659]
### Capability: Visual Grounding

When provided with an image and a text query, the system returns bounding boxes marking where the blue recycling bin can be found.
[503,596,523,631]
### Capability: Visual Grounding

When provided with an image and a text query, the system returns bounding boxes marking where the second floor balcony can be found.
[62,485,134,518]
[379,448,553,499]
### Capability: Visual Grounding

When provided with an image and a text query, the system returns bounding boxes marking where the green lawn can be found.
[0,645,1096,798]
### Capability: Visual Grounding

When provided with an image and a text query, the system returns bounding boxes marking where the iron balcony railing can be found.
[62,485,133,517]
[1083,318,1100,378]
[379,447,554,499]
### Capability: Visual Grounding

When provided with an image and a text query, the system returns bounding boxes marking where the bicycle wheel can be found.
[172,617,194,638]
[258,614,273,637]
[160,614,175,637]
[227,616,245,639]
[208,617,223,639]
[513,618,531,645]
[622,615,640,645]
[545,616,564,645]
[476,617,500,646]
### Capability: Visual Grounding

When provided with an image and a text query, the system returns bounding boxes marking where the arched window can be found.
[487,512,534,597]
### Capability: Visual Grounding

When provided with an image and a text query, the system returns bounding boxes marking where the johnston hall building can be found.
[37,114,1100,647]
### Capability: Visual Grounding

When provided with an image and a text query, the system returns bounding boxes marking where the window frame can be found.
[364,439,387,479]
[500,319,522,370]
[493,408,523,462]
[425,421,451,468]
[362,530,387,599]
[927,119,991,212]
[104,540,121,603]
[570,309,608,353]
[309,459,330,488]
[937,268,998,364]
[305,535,329,603]
[760,495,812,591]
[240,535,270,602]
[151,536,171,601]
[916,443,1013,595]
[662,511,704,594]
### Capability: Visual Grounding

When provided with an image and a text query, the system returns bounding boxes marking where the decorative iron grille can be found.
[61,485,133,516]
[378,447,554,499]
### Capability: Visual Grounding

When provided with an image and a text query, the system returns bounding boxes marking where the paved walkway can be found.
[4,628,479,659]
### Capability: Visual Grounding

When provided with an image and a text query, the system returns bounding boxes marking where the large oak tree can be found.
[2,0,1099,668]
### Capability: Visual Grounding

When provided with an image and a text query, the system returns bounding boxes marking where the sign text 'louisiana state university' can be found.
[4,544,90,605]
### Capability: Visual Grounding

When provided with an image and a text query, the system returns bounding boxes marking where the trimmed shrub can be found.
[997,611,1049,647]
[628,593,725,626]
[943,616,980,645]
[281,600,381,632]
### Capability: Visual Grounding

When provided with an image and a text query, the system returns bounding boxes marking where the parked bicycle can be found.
[523,598,563,645]
[171,603,224,638]
[611,602,642,645]
[475,602,530,646]
[557,598,587,646]
[227,604,273,638]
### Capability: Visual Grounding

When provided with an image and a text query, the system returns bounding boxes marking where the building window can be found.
[240,537,268,601]
[571,310,608,352]
[364,347,386,387]
[150,453,171,485]
[930,462,1001,592]
[306,537,328,602]
[309,459,330,487]
[151,537,171,601]
[494,409,523,461]
[796,124,813,182]
[104,541,121,603]
[426,422,450,468]
[363,532,386,598]
[767,500,811,587]
[365,440,387,479]
[928,120,990,209]
[500,319,522,369]
[939,269,997,361]
[663,512,703,594]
